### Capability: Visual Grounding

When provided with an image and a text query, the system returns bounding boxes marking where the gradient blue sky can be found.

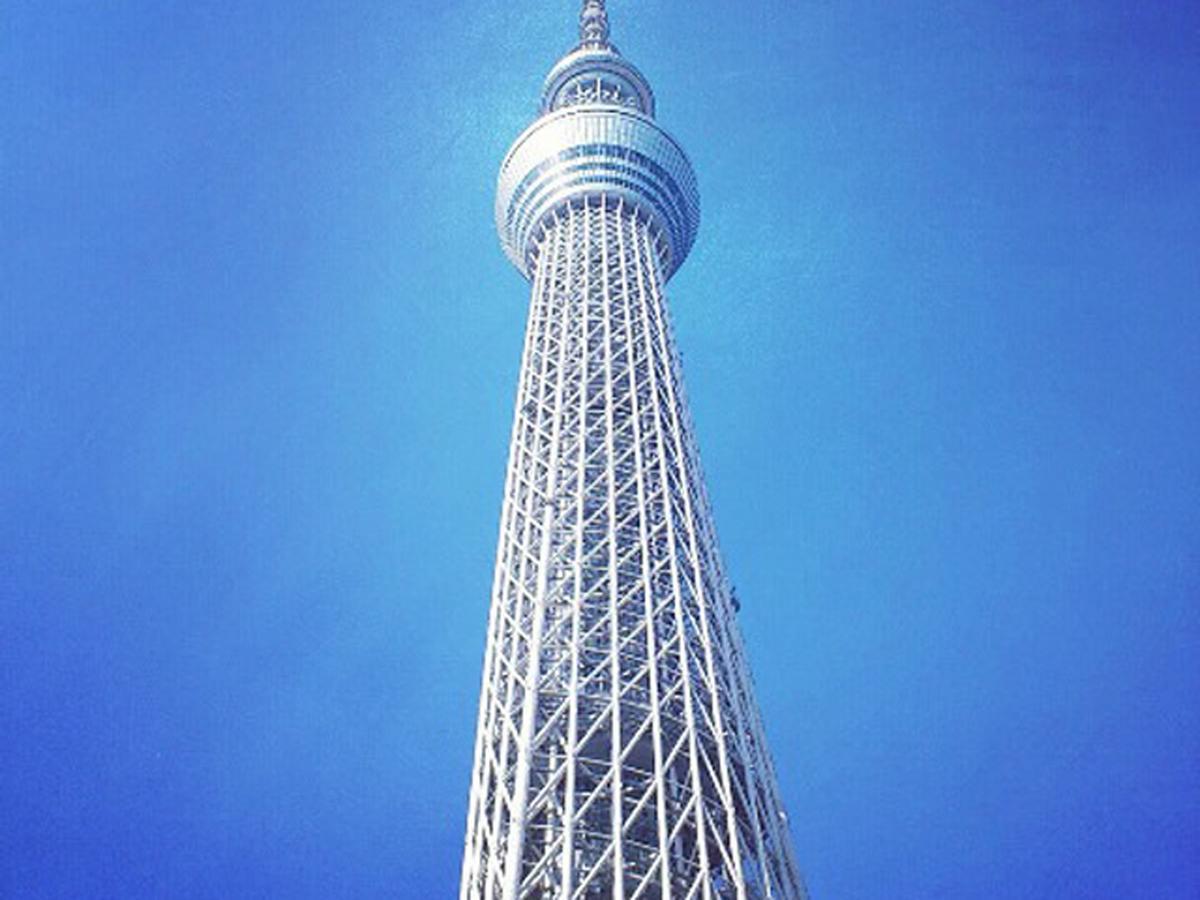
[3,2,1198,897]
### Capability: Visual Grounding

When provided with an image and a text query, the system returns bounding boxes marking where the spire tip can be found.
[579,0,610,49]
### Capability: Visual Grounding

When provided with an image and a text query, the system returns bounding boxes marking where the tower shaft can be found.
[462,198,805,899]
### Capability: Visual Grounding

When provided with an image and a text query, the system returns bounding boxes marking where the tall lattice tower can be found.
[461,3,807,898]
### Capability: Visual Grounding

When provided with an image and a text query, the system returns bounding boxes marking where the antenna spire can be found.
[579,0,610,49]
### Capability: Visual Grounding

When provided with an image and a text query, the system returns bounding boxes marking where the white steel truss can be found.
[461,196,807,900]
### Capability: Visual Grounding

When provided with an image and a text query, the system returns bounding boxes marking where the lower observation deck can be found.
[496,105,700,282]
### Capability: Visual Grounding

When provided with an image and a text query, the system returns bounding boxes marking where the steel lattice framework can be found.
[461,5,807,899]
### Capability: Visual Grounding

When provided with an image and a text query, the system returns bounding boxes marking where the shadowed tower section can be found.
[460,4,808,897]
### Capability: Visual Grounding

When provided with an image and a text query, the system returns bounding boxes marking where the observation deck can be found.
[495,2,700,282]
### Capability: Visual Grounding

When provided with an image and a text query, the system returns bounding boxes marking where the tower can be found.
[461,3,807,897]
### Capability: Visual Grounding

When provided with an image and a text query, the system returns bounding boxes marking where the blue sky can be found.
[3,1,1198,897]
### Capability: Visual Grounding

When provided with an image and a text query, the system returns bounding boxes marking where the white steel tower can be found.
[461,3,807,898]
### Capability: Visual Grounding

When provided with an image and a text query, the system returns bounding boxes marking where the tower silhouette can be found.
[461,4,807,897]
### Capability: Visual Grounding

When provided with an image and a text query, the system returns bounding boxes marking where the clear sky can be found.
[3,1,1198,897]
